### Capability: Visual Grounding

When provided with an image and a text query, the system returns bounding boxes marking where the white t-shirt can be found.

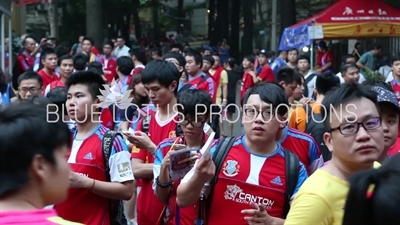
[304,71,317,98]
[113,45,130,58]
[336,72,365,84]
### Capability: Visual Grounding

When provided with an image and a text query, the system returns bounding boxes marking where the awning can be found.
[279,0,400,50]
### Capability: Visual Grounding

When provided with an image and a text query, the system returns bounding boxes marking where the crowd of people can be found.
[0,34,400,225]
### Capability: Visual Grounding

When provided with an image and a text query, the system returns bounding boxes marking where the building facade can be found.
[0,0,13,73]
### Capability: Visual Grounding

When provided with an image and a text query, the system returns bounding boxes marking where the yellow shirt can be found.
[209,69,228,104]
[285,163,381,225]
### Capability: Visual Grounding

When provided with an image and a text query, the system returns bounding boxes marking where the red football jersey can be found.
[258,65,274,82]
[388,138,400,156]
[55,124,134,225]
[96,55,117,83]
[16,52,35,72]
[152,135,209,225]
[280,126,323,174]
[240,72,255,100]
[181,136,308,224]
[131,111,179,225]
[185,73,216,103]
[38,69,60,91]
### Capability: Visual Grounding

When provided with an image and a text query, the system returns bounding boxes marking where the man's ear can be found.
[170,80,178,93]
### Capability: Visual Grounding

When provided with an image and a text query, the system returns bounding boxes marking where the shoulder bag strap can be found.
[283,149,299,219]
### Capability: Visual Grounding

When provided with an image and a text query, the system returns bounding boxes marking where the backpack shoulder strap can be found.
[305,73,317,84]
[303,103,314,124]
[102,130,122,178]
[142,113,152,135]
[283,148,299,219]
[205,137,236,222]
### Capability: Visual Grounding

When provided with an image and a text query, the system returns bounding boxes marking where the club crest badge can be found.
[222,160,240,177]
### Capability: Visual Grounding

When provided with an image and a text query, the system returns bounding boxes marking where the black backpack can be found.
[101,130,128,225]
[201,137,299,223]
[303,73,317,99]
[303,103,331,161]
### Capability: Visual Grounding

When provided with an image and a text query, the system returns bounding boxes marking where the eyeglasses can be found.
[179,119,204,128]
[19,87,40,94]
[330,117,382,136]
[244,108,273,120]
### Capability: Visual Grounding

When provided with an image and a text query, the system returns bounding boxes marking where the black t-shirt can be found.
[226,70,242,104]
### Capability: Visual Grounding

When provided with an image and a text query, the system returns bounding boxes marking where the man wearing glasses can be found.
[14,72,43,101]
[285,83,384,225]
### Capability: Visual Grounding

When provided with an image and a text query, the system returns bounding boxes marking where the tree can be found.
[86,0,103,48]
[47,0,58,38]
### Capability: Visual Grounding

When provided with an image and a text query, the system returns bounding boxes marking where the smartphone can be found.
[122,128,135,136]
[173,144,187,150]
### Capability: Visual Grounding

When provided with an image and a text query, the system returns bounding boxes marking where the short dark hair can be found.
[276,67,297,85]
[288,48,299,55]
[170,43,182,51]
[40,47,57,61]
[103,40,114,49]
[340,62,359,75]
[82,37,94,46]
[73,53,88,71]
[243,55,255,64]
[17,71,43,87]
[116,56,134,75]
[315,72,340,95]
[57,55,73,67]
[203,55,215,65]
[372,44,382,50]
[242,82,288,116]
[342,54,356,64]
[185,49,203,68]
[151,48,162,57]
[47,87,68,115]
[392,53,400,65]
[66,71,105,100]
[342,154,400,225]
[129,48,141,59]
[297,55,310,64]
[162,52,186,67]
[87,61,104,76]
[0,102,71,197]
[141,60,180,95]
[177,89,213,117]
[320,83,378,131]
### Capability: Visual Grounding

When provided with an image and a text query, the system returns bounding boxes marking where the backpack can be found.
[303,73,317,99]
[101,130,128,225]
[141,113,183,137]
[202,137,300,222]
[179,75,208,93]
[303,103,331,161]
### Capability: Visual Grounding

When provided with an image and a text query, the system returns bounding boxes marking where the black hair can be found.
[392,53,400,65]
[116,56,134,75]
[203,55,215,65]
[315,72,340,95]
[185,49,203,68]
[82,37,94,46]
[297,55,310,64]
[372,44,382,50]
[22,35,36,46]
[177,89,213,117]
[116,36,125,41]
[162,52,186,67]
[25,95,52,105]
[87,61,104,76]
[103,40,114,50]
[362,80,394,92]
[226,57,236,68]
[242,82,288,116]
[55,45,68,58]
[0,102,71,197]
[47,87,68,116]
[170,43,182,51]
[342,54,356,64]
[320,83,378,131]
[40,47,57,61]
[276,67,297,85]
[293,72,303,85]
[141,60,180,95]
[288,48,299,55]
[0,68,7,93]
[243,55,255,64]
[17,71,43,87]
[73,53,89,71]
[340,62,359,75]
[212,52,220,57]
[151,48,162,57]
[66,71,105,100]
[57,55,73,67]
[129,48,141,60]
[41,43,53,51]
[342,154,400,225]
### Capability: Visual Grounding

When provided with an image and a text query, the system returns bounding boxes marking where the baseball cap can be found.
[259,49,272,58]
[371,86,400,111]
